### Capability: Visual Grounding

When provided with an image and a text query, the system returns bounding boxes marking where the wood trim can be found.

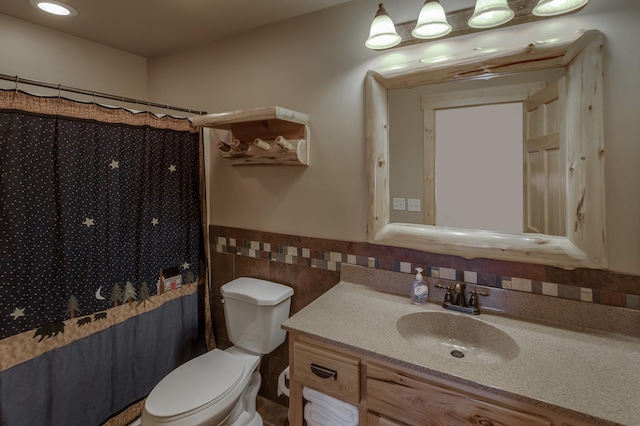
[366,71,390,238]
[376,31,601,89]
[565,33,607,267]
[366,30,607,270]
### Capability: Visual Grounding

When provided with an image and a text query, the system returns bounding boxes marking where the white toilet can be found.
[141,277,294,426]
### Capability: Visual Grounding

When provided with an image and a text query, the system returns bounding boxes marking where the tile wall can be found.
[209,225,640,407]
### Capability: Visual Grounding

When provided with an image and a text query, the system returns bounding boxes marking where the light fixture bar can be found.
[391,0,587,50]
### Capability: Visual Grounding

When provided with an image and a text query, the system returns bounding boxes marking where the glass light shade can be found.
[365,3,402,50]
[468,0,515,29]
[412,1,452,39]
[533,0,589,16]
[29,0,78,16]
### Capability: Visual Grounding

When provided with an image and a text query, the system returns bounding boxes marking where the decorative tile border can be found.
[214,236,378,272]
[212,234,639,311]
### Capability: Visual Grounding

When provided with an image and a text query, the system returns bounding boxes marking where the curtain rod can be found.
[0,73,208,116]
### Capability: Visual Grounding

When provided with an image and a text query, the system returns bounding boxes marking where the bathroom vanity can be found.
[282,266,640,426]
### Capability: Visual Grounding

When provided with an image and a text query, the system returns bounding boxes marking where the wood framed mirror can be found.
[366,30,606,270]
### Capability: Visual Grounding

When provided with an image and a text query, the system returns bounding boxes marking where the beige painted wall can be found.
[1,1,638,275]
[0,14,147,101]
[148,0,640,275]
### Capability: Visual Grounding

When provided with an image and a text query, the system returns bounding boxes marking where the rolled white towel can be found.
[302,387,359,424]
[304,401,358,426]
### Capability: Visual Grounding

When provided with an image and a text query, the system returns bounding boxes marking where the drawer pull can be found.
[310,363,338,380]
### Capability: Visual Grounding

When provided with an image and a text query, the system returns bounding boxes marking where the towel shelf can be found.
[191,106,310,166]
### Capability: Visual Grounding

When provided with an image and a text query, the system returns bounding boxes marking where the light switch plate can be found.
[408,198,421,212]
[392,197,406,210]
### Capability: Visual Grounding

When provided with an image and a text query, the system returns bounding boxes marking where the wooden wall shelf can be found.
[191,106,309,166]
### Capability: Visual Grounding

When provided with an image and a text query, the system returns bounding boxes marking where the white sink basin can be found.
[396,311,520,363]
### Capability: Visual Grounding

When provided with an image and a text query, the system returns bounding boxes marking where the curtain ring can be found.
[14,76,19,92]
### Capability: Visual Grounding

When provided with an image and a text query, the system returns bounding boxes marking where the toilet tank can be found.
[221,277,294,354]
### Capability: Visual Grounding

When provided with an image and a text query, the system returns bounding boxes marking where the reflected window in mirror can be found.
[435,103,523,233]
[389,69,566,235]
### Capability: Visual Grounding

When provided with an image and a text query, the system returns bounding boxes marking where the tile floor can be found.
[257,396,289,426]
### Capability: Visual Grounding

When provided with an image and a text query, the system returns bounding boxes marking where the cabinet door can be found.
[367,363,552,426]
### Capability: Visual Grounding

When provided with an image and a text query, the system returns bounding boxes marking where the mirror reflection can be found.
[388,68,565,235]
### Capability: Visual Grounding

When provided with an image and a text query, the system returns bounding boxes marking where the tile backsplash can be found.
[211,225,640,311]
[208,225,640,407]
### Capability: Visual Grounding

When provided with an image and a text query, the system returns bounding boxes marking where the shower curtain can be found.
[0,89,213,425]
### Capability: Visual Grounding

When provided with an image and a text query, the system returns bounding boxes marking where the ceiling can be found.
[0,0,352,58]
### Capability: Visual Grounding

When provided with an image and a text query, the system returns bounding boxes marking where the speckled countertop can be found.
[282,271,640,425]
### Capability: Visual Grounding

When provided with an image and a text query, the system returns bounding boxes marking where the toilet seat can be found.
[144,349,247,422]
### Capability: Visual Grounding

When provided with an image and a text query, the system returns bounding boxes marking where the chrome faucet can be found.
[436,282,489,315]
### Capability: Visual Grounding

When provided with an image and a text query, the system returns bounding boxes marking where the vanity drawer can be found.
[366,363,552,426]
[293,341,360,405]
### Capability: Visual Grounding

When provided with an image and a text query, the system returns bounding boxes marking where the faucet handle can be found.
[474,287,490,297]
[443,288,453,303]
[468,290,478,308]
[468,287,490,309]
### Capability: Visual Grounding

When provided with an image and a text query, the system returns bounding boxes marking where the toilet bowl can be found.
[142,278,293,425]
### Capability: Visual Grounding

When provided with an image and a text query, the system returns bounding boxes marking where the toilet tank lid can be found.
[221,277,294,305]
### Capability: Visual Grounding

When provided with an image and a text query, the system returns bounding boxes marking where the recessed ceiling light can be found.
[29,0,78,17]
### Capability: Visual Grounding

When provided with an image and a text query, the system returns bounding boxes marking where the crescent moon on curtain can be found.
[95,286,105,300]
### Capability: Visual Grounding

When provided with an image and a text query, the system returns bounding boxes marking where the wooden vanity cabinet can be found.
[288,334,592,426]
[366,362,552,426]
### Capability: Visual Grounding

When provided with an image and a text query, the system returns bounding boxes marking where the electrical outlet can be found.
[392,197,406,210]
[408,198,421,212]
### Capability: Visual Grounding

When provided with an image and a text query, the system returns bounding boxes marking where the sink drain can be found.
[450,350,465,358]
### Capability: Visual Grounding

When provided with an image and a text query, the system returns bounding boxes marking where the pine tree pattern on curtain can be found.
[0,109,201,339]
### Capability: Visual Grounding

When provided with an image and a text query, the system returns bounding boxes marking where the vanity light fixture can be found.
[365,0,589,51]
[29,0,78,16]
[467,0,514,28]
[412,1,452,40]
[532,0,589,16]
[365,3,402,50]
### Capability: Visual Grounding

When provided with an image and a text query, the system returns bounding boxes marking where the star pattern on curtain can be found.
[10,307,25,320]
[0,111,202,339]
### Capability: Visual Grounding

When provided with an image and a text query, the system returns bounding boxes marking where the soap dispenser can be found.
[410,267,429,305]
